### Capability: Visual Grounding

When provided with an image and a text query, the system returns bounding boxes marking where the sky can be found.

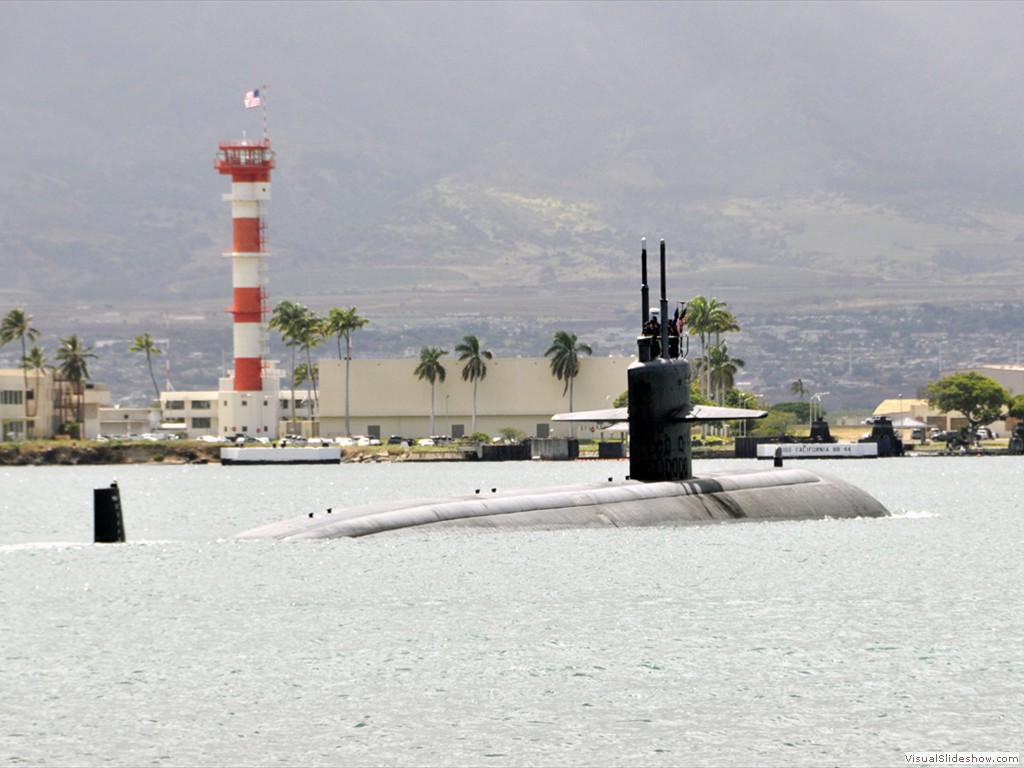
[3,0,1024,313]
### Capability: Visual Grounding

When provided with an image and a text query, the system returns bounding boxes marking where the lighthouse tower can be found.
[214,138,281,438]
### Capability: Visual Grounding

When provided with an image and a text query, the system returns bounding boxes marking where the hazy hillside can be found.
[3,1,1024,321]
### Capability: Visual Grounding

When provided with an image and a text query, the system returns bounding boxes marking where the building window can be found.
[166,400,185,410]
[368,425,381,439]
[536,423,550,438]
[191,400,211,410]
[1,390,24,405]
[452,424,465,439]
[192,417,212,429]
[241,400,248,407]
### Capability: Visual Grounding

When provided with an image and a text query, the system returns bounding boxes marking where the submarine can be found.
[237,239,888,540]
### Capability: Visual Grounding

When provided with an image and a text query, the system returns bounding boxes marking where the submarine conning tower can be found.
[628,239,693,482]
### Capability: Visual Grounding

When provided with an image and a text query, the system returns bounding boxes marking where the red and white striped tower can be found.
[214,137,280,437]
[215,139,274,392]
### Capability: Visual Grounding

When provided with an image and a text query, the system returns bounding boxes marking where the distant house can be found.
[0,367,110,440]
[872,363,1024,436]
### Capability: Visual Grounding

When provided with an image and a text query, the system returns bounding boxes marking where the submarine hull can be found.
[236,467,887,540]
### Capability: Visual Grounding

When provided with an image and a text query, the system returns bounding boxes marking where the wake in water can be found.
[887,508,940,519]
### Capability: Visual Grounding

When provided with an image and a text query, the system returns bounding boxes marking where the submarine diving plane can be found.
[237,240,887,540]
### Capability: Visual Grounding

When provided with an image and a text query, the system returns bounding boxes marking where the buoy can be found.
[94,481,125,543]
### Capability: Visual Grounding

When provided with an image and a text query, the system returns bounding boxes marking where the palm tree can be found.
[455,334,492,434]
[293,362,319,418]
[294,309,324,417]
[1,308,40,429]
[790,378,808,400]
[414,347,447,436]
[20,345,49,435]
[686,297,739,397]
[128,333,162,405]
[545,331,593,425]
[270,300,306,428]
[685,297,713,395]
[55,334,97,435]
[707,342,745,404]
[325,307,369,436]
[708,303,740,349]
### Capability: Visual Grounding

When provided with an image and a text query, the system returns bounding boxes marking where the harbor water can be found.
[1,457,1021,767]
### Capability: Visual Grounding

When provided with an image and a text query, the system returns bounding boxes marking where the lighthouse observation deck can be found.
[215,140,275,181]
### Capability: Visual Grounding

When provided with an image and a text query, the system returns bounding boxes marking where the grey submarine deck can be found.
[236,467,888,540]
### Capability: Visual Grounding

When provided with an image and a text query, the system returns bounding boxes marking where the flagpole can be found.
[262,83,269,142]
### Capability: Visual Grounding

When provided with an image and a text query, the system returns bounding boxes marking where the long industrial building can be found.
[158,355,635,440]
[316,355,634,440]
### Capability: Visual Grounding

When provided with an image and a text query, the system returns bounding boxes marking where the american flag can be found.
[244,89,261,109]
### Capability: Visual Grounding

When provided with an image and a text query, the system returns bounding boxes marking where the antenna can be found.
[659,240,669,360]
[640,238,649,331]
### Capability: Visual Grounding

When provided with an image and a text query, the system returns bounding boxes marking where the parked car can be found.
[976,427,995,440]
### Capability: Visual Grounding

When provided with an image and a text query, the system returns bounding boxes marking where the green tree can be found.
[325,307,369,436]
[1007,394,1024,421]
[414,347,447,436]
[686,297,739,397]
[20,345,49,435]
[924,372,1008,435]
[455,334,492,434]
[706,342,745,405]
[708,302,740,348]
[293,362,319,417]
[685,296,713,393]
[499,427,526,443]
[545,331,592,410]
[751,410,796,439]
[771,401,813,423]
[1,308,40,430]
[128,333,162,405]
[295,309,324,417]
[789,378,807,400]
[55,334,97,432]
[270,300,307,427]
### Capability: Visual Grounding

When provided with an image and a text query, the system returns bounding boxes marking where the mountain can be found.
[4,1,1024,323]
